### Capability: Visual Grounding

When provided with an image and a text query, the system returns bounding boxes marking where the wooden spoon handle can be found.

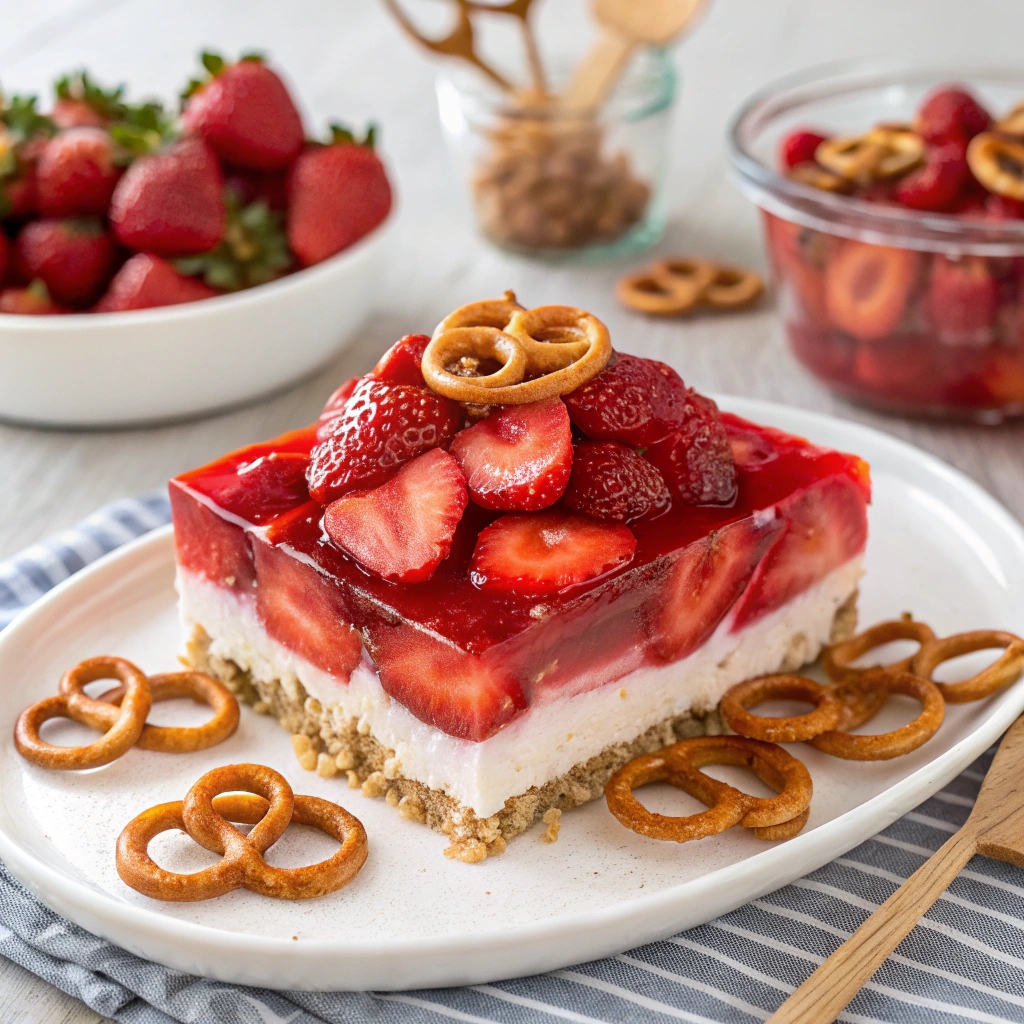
[768,827,978,1023]
[563,29,635,110]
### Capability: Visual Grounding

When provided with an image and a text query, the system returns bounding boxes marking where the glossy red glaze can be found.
[170,412,870,740]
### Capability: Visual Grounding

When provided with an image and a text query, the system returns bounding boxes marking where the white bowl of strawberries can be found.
[0,56,394,427]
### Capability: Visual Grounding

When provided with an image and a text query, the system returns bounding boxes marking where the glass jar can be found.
[728,60,1024,422]
[436,49,675,263]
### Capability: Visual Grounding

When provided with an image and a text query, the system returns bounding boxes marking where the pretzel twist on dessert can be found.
[616,257,764,317]
[116,764,368,901]
[422,291,612,405]
[823,614,937,684]
[605,736,812,844]
[14,657,238,769]
[911,630,1024,704]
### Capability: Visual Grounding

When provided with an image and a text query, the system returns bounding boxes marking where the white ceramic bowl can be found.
[0,211,395,428]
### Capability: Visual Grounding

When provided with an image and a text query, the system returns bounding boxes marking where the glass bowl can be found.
[728,59,1024,422]
[437,49,675,263]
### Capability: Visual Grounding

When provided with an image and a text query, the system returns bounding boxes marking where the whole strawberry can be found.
[36,127,123,217]
[287,126,392,267]
[51,71,125,130]
[0,96,57,219]
[110,136,225,256]
[95,253,220,312]
[564,441,670,522]
[14,217,117,307]
[181,53,304,171]
[0,231,9,284]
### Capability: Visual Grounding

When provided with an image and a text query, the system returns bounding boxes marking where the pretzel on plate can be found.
[14,656,239,769]
[605,736,812,843]
[911,630,1024,704]
[116,763,368,901]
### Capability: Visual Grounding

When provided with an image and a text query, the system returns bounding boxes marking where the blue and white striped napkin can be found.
[1,494,1023,1024]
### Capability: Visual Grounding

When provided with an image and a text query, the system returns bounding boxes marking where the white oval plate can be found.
[1,397,1022,992]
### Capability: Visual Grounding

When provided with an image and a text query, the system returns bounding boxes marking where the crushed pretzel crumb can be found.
[252,700,270,715]
[385,787,400,807]
[297,750,317,772]
[346,770,360,789]
[397,795,427,824]
[316,752,338,779]
[361,771,388,798]
[291,733,312,756]
[487,836,507,857]
[444,839,488,864]
[334,748,356,771]
[541,807,562,844]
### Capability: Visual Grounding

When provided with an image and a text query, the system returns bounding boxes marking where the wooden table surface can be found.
[4,0,1024,1018]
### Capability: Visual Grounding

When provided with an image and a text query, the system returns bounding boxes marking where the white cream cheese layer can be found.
[178,558,862,818]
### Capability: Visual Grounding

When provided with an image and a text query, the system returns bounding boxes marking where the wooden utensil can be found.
[768,713,1024,1024]
[564,0,707,111]
[467,0,548,97]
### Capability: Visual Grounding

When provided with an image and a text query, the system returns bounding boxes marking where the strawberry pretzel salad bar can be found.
[170,294,870,862]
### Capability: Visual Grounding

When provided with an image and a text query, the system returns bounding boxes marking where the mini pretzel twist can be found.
[815,127,924,185]
[911,630,1024,704]
[14,657,239,770]
[967,132,1024,201]
[616,257,763,317]
[116,764,368,901]
[422,291,612,405]
[823,614,937,684]
[605,736,812,844]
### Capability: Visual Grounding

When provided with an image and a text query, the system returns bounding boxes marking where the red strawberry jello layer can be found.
[172,405,868,856]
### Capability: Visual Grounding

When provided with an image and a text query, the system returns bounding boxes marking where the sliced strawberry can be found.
[894,142,968,213]
[323,448,467,584]
[732,474,869,629]
[450,397,572,511]
[169,480,255,590]
[644,392,737,505]
[926,255,998,345]
[779,130,828,170]
[914,85,991,147]
[307,378,462,503]
[253,539,362,680]
[564,441,669,522]
[653,514,785,661]
[564,352,690,446]
[36,127,122,218]
[369,334,431,385]
[366,623,526,741]
[825,241,918,342]
[194,451,310,525]
[470,511,635,593]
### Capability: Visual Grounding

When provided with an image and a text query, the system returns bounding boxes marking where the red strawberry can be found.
[316,377,360,432]
[564,352,691,446]
[925,255,998,345]
[169,482,255,588]
[732,475,869,628]
[181,53,303,171]
[563,441,669,522]
[779,130,827,170]
[50,101,106,130]
[307,377,461,503]
[366,624,526,741]
[369,334,431,385]
[323,447,467,583]
[449,397,572,511]
[470,511,636,593]
[0,280,66,314]
[14,217,117,306]
[287,128,392,267]
[825,241,918,342]
[223,166,288,211]
[652,514,784,662]
[0,231,9,284]
[109,137,225,257]
[645,393,737,505]
[985,193,1024,220]
[915,85,990,147]
[95,253,220,312]
[894,142,968,212]
[51,72,124,130]
[0,102,55,219]
[200,451,310,524]
[36,127,122,218]
[253,539,362,680]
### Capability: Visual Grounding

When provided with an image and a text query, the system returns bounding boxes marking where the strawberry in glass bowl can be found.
[729,61,1024,421]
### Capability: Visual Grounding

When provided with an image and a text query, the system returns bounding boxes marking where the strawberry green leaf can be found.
[0,94,57,143]
[200,52,225,76]
[54,70,126,119]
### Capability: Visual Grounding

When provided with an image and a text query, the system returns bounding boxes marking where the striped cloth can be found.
[1,495,1023,1024]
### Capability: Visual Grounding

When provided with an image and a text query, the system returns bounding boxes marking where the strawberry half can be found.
[369,334,431,386]
[470,511,636,593]
[450,397,572,511]
[287,127,392,266]
[563,440,669,522]
[307,377,462,503]
[825,241,918,342]
[323,448,467,583]
[564,352,691,446]
[780,129,828,170]
[644,392,737,505]
[36,126,123,217]
[181,53,304,171]
[94,253,220,312]
[14,217,117,307]
[200,451,310,524]
[925,255,998,345]
[652,514,784,662]
[110,137,225,257]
